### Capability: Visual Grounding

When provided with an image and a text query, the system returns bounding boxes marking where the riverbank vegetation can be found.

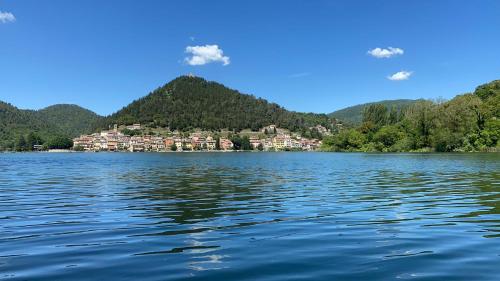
[321,80,499,152]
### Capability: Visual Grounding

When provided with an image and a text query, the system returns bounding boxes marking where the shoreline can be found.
[1,150,498,154]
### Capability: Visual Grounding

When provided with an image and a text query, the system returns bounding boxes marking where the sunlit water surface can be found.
[0,152,499,280]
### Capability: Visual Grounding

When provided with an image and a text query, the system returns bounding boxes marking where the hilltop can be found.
[99,76,335,132]
[0,102,101,150]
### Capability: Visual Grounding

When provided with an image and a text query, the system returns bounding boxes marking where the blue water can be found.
[0,152,499,280]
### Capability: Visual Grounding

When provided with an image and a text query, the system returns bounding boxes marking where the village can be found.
[73,124,327,152]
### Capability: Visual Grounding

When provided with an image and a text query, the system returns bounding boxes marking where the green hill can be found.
[0,102,101,150]
[474,80,499,117]
[101,76,334,132]
[329,99,420,125]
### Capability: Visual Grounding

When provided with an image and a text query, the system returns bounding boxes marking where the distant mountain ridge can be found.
[2,76,498,151]
[329,99,421,125]
[0,102,101,149]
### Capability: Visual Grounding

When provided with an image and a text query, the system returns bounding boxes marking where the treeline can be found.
[100,76,335,133]
[0,102,100,150]
[13,132,74,152]
[322,80,499,152]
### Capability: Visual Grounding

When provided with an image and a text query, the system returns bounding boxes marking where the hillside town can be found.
[73,124,326,152]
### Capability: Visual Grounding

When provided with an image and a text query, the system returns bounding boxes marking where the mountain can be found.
[37,104,101,137]
[0,102,101,149]
[101,76,334,132]
[329,99,420,125]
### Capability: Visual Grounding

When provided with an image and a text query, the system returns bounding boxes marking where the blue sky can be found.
[1,0,499,116]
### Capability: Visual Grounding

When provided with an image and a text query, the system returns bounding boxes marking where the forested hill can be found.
[329,99,420,125]
[321,79,500,152]
[101,76,334,131]
[0,102,101,149]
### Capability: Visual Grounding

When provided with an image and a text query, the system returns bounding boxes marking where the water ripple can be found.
[0,152,499,281]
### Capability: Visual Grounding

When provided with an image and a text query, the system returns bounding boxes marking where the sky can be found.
[1,0,500,116]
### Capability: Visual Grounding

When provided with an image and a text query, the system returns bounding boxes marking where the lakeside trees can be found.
[322,80,500,152]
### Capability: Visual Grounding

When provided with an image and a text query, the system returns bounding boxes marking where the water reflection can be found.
[0,153,499,281]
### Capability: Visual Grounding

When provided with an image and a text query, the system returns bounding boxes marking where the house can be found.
[126,124,142,130]
[249,137,262,149]
[164,137,174,148]
[182,138,193,151]
[261,124,277,134]
[219,138,233,150]
[129,136,145,152]
[174,137,183,151]
[205,136,216,150]
[273,137,285,150]
[73,135,94,151]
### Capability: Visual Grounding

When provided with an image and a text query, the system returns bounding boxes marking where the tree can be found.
[231,135,242,150]
[257,143,264,151]
[388,106,399,124]
[74,145,85,151]
[26,132,43,151]
[46,136,73,150]
[373,125,405,148]
[323,129,366,151]
[215,137,221,150]
[241,136,252,150]
[404,100,436,148]
[362,104,388,128]
[170,144,178,151]
[16,135,27,152]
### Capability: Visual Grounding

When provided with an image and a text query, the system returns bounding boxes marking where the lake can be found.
[0,152,499,280]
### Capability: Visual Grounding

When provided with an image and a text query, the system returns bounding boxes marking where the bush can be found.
[46,136,73,150]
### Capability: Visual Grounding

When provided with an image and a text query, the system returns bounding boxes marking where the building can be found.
[249,136,262,149]
[219,138,233,150]
[205,136,216,150]
[126,124,142,130]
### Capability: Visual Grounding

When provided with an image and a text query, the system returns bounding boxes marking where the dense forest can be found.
[99,76,335,132]
[322,80,500,152]
[0,103,100,150]
[2,76,499,153]
[329,99,420,125]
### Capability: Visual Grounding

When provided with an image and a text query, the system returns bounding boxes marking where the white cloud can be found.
[184,45,230,66]
[0,11,15,23]
[368,47,404,58]
[387,71,412,81]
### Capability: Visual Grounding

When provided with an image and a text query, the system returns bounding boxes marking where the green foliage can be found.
[170,144,178,151]
[230,135,242,150]
[74,145,85,151]
[362,104,388,128]
[241,136,252,150]
[215,137,221,150]
[474,80,500,118]
[0,102,101,150]
[322,80,500,152]
[121,128,142,136]
[26,132,43,151]
[101,76,335,132]
[373,125,405,148]
[329,99,419,125]
[16,135,27,152]
[322,129,366,151]
[46,136,73,150]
